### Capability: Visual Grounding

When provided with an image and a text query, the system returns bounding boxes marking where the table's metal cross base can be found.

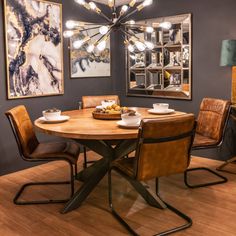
[61,139,164,214]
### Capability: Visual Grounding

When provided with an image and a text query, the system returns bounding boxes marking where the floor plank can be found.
[0,152,236,236]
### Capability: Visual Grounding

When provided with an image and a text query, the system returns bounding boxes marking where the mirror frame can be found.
[126,13,192,100]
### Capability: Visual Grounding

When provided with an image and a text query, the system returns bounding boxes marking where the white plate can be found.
[117,120,140,128]
[38,115,70,123]
[148,109,175,115]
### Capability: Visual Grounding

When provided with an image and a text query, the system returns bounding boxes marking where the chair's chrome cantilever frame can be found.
[184,107,231,188]
[6,115,77,205]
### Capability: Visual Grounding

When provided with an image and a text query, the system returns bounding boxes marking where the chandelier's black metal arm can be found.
[120,28,140,41]
[122,23,148,28]
[120,8,138,23]
[123,28,139,39]
[89,32,100,39]
[79,2,113,23]
[79,26,101,32]
[99,11,113,23]
[82,22,109,26]
[92,28,112,45]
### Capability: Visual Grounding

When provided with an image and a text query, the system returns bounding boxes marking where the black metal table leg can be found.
[61,158,109,213]
[61,139,137,214]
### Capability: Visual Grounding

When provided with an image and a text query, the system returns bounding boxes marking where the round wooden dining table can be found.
[35,107,186,213]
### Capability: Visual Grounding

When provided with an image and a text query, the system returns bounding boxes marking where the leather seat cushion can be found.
[114,157,136,178]
[30,141,80,164]
[193,133,218,148]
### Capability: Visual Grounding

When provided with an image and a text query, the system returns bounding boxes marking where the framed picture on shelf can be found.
[70,26,111,78]
[4,0,64,99]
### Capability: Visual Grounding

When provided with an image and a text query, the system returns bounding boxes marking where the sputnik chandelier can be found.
[63,0,155,53]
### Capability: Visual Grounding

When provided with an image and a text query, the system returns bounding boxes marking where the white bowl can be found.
[153,103,169,111]
[121,113,141,125]
[101,100,116,108]
[43,110,61,121]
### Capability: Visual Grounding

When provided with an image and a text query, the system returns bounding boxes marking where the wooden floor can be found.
[0,152,236,236]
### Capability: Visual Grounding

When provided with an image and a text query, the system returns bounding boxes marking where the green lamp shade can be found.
[220,39,236,66]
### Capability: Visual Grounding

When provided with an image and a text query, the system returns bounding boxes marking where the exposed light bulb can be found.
[126,20,135,25]
[122,5,129,11]
[144,41,154,50]
[74,0,85,5]
[89,2,97,10]
[159,21,172,29]
[63,30,74,38]
[66,20,77,29]
[135,41,146,51]
[146,26,154,33]
[143,0,153,7]
[87,44,95,53]
[108,0,115,8]
[128,44,135,52]
[73,40,84,49]
[97,40,106,51]
[120,5,129,15]
[73,36,90,49]
[99,26,109,35]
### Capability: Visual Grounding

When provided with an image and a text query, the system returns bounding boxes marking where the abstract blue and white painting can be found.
[4,0,63,99]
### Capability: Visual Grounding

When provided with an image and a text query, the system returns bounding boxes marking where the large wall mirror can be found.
[126,13,192,100]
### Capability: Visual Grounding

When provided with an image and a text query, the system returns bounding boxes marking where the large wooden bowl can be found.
[92,111,121,120]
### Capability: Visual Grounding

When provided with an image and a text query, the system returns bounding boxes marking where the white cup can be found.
[153,103,169,111]
[121,113,141,125]
[43,110,61,120]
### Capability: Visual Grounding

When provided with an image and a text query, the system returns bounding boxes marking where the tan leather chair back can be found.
[196,98,231,142]
[134,114,196,181]
[82,95,120,108]
[5,105,39,158]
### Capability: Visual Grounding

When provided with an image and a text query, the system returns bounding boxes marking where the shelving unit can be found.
[126,14,192,100]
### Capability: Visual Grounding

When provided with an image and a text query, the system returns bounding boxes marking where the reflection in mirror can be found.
[126,13,192,100]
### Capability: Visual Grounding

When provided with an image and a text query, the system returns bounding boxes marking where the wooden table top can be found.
[34,108,186,140]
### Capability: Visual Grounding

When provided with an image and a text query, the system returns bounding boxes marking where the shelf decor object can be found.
[220,39,236,104]
[64,0,155,65]
[4,0,64,99]
[126,13,192,100]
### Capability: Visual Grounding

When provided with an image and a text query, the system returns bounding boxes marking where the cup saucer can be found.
[148,109,175,115]
[117,120,140,128]
[39,115,70,123]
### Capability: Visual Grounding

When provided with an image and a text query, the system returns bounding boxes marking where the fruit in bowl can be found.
[95,104,129,115]
[101,100,116,108]
[43,108,61,120]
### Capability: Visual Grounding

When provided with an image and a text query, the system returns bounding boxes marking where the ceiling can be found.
[94,0,142,6]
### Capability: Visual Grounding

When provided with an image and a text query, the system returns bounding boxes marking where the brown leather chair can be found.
[82,95,120,109]
[82,95,120,168]
[184,98,231,188]
[108,114,196,235]
[5,105,80,205]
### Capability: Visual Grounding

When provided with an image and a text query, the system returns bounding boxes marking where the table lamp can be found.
[218,40,236,174]
[220,39,236,104]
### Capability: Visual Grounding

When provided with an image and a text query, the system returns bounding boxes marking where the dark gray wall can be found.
[114,0,236,160]
[0,0,236,175]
